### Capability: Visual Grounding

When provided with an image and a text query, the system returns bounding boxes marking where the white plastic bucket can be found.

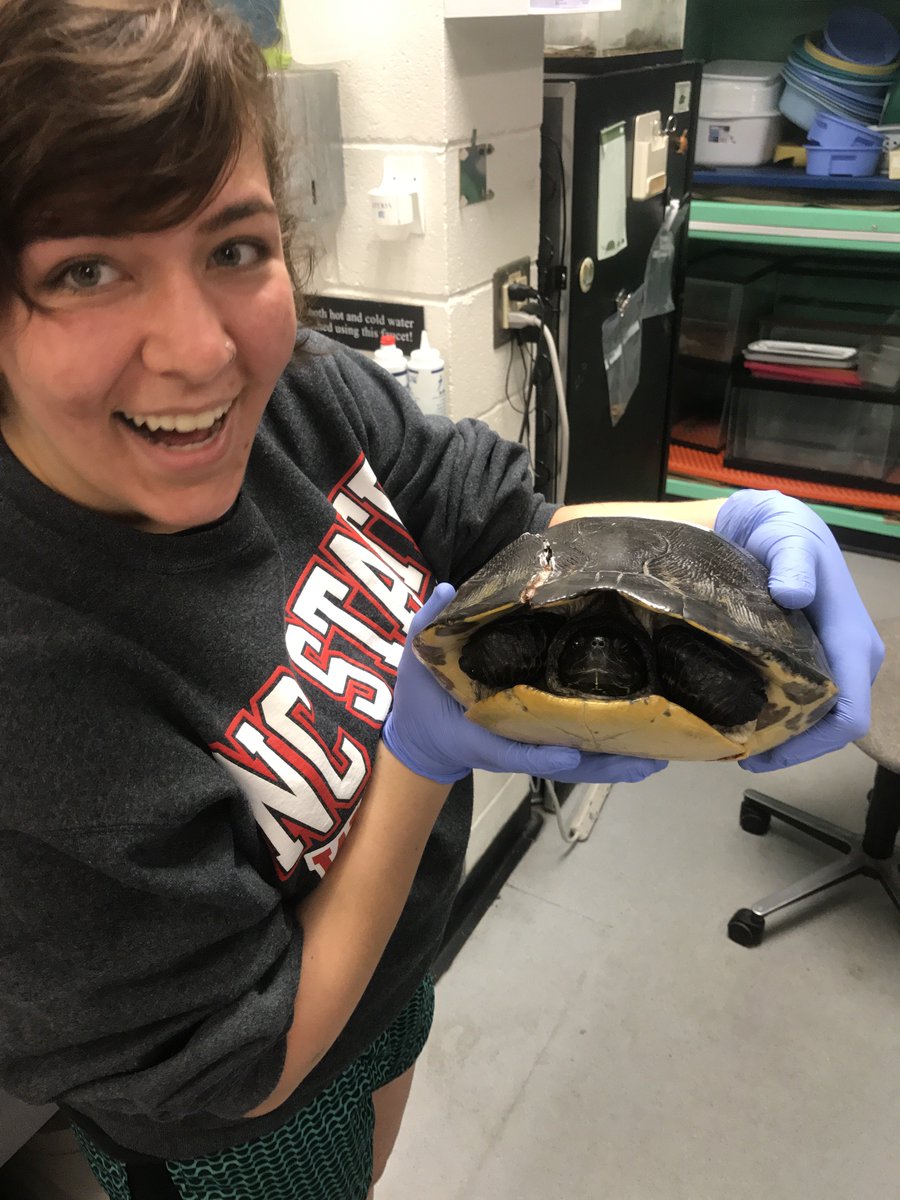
[695,112,782,167]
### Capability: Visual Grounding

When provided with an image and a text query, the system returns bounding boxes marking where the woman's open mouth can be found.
[115,399,234,451]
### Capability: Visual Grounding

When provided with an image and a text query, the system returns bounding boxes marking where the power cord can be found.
[508,311,569,500]
[506,283,542,304]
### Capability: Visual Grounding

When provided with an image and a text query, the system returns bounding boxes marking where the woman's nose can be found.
[140,273,235,382]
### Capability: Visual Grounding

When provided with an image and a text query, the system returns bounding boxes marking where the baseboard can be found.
[433,796,542,981]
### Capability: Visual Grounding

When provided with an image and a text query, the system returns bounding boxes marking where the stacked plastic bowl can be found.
[779,5,900,137]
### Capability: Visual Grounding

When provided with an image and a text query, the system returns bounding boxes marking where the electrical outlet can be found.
[493,257,531,348]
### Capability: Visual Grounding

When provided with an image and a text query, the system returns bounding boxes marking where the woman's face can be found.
[0,141,298,533]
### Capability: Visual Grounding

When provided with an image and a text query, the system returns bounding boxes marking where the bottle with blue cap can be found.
[407,331,446,417]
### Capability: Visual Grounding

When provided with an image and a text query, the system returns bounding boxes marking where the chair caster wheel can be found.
[739,798,771,836]
[728,908,765,947]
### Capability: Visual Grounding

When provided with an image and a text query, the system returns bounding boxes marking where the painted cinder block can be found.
[444,16,544,143]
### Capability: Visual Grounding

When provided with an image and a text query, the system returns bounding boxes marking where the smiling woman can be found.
[0,5,884,1200]
[0,0,307,533]
[1,139,298,532]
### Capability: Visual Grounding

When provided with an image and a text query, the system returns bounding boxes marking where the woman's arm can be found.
[244,746,450,1118]
[549,497,726,529]
[245,574,659,1120]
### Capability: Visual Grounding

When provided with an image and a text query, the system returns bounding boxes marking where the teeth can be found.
[124,401,232,433]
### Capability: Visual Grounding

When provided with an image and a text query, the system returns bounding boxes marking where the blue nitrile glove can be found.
[382,583,667,786]
[715,489,884,772]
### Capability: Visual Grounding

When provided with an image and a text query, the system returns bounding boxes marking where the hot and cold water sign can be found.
[309,296,425,354]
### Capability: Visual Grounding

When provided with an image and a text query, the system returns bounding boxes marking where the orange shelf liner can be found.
[667,444,900,514]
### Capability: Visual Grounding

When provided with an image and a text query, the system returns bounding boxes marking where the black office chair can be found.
[727,617,900,947]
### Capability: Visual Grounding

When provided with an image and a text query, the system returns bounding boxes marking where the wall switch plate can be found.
[493,257,531,348]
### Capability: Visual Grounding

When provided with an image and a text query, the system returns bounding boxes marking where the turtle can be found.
[412,516,837,762]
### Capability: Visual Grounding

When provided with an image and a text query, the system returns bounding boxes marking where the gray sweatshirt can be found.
[0,333,554,1160]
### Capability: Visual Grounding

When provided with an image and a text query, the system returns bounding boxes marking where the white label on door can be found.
[673,80,692,114]
[597,122,627,261]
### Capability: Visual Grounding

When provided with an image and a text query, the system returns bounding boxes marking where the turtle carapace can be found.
[413,517,837,763]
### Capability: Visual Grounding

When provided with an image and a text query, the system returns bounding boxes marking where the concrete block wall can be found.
[284,0,545,870]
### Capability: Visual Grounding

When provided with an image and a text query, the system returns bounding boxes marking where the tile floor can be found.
[378,550,900,1200]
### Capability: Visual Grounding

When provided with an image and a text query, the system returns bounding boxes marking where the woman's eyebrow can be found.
[198,199,278,234]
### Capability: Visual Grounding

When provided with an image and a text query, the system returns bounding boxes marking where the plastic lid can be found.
[703,60,785,85]
[379,332,397,346]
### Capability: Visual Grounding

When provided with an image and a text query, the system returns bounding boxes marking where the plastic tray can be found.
[805,145,882,176]
[808,112,885,149]
[746,339,857,360]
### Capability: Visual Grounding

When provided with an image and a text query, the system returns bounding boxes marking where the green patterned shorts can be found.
[72,974,434,1200]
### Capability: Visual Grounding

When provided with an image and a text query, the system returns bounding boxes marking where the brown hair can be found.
[0,0,311,324]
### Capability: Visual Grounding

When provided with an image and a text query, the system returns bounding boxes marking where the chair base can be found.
[728,773,900,948]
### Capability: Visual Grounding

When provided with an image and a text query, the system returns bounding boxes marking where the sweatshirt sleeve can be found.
[296,339,557,585]
[0,628,300,1124]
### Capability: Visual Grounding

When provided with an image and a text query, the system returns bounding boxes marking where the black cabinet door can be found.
[539,60,702,504]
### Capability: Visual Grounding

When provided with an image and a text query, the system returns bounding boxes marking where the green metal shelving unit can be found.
[665,476,900,541]
[689,201,900,254]
[669,199,900,549]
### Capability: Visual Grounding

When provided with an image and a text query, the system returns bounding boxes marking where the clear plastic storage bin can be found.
[724,379,900,486]
[772,259,900,331]
[670,357,731,451]
[858,336,900,390]
[679,253,776,363]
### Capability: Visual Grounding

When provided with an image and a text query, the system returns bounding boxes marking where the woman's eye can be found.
[212,240,266,269]
[52,260,121,292]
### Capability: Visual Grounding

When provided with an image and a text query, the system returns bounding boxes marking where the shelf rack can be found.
[665,467,900,543]
[672,195,900,551]
[689,199,900,254]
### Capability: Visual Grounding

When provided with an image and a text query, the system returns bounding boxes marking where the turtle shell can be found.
[413,516,837,762]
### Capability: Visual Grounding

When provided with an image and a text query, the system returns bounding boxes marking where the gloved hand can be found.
[715,489,884,772]
[382,583,667,786]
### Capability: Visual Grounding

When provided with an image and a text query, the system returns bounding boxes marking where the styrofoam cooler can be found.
[696,60,784,166]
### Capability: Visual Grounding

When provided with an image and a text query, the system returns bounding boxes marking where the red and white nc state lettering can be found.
[211,457,430,882]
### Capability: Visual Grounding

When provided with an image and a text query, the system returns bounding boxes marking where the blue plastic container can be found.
[824,6,900,68]
[790,36,900,82]
[808,112,885,149]
[780,72,881,129]
[787,58,889,99]
[805,145,882,175]
[782,67,885,120]
[779,80,820,130]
